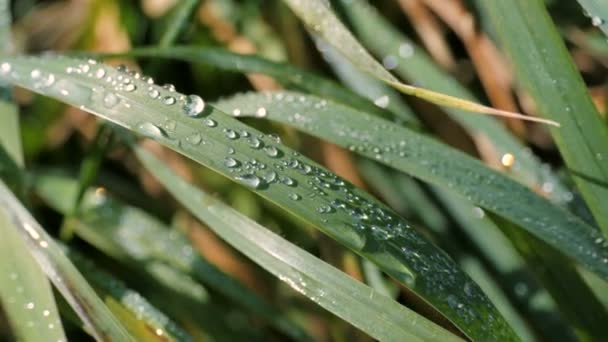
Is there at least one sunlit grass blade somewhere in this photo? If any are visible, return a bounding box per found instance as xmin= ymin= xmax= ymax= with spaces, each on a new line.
xmin=0 ymin=55 xmax=517 ymax=341
xmin=157 ymin=0 xmax=199 ymax=47
xmin=65 ymin=246 xmax=194 ymax=342
xmin=0 ymin=180 xmax=134 ymax=341
xmin=338 ymin=0 xmax=572 ymax=205
xmin=34 ymin=172 xmax=312 ymax=342
xmin=575 ymin=0 xmax=608 ymax=38
xmin=476 ymin=0 xmax=608 ymax=234
xmin=214 ymin=90 xmax=608 ymax=279
xmin=134 ymin=145 xmax=464 ymax=342
xmin=281 ymin=0 xmax=556 ymax=125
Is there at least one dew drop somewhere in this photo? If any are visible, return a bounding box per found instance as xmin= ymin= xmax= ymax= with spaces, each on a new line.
xmin=163 ymin=84 xmax=176 ymax=92
xmin=224 ymin=157 xmax=240 ymax=168
xmin=224 ymin=128 xmax=239 ymax=140
xmin=0 ymin=62 xmax=11 ymax=73
xmin=163 ymin=96 xmax=176 ymax=105
xmin=236 ymin=174 xmax=264 ymax=189
xmin=592 ymin=16 xmax=605 ymax=27
xmin=95 ymin=68 xmax=106 ymax=79
xmin=103 ymin=93 xmax=120 ymax=108
xmin=289 ymin=193 xmax=301 ymax=201
xmin=374 ymin=95 xmax=390 ymax=108
xmin=382 ymin=55 xmax=398 ymax=69
xmin=264 ymin=146 xmax=280 ymax=158
xmin=148 ymin=88 xmax=160 ymax=99
xmin=124 ymin=83 xmax=136 ymax=92
xmin=256 ymin=107 xmax=267 ymax=118
xmin=232 ymin=108 xmax=241 ymax=116
xmin=186 ymin=133 xmax=202 ymax=145
xmin=248 ymin=137 xmax=263 ymax=149
xmin=136 ymin=122 xmax=164 ymax=139
xmin=183 ymin=94 xmax=205 ymax=117
xmin=204 ymin=118 xmax=217 ymax=127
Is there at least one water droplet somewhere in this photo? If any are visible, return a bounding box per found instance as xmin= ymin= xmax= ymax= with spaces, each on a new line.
xmin=163 ymin=84 xmax=176 ymax=92
xmin=248 ymin=137 xmax=263 ymax=149
xmin=264 ymin=146 xmax=280 ymax=158
xmin=183 ymin=94 xmax=205 ymax=117
xmin=103 ymin=92 xmax=120 ymax=108
xmin=0 ymin=62 xmax=11 ymax=73
xmin=256 ymin=107 xmax=267 ymax=118
xmin=224 ymin=157 xmax=240 ymax=168
xmin=136 ymin=122 xmax=164 ymax=139
xmin=382 ymin=55 xmax=398 ymax=69
xmin=289 ymin=193 xmax=301 ymax=201
xmin=236 ymin=174 xmax=264 ymax=189
xmin=232 ymin=108 xmax=241 ymax=116
xmin=148 ymin=88 xmax=160 ymax=99
xmin=374 ymin=95 xmax=389 ymax=108
xmin=501 ymin=153 xmax=515 ymax=168
xmin=163 ymin=96 xmax=176 ymax=105
xmin=186 ymin=133 xmax=202 ymax=145
xmin=124 ymin=83 xmax=136 ymax=92
xmin=95 ymin=68 xmax=106 ymax=79
xmin=224 ymin=128 xmax=239 ymax=140
xmin=204 ymin=118 xmax=217 ymax=127
xmin=24 ymin=302 xmax=34 ymax=310
xmin=592 ymin=16 xmax=605 ymax=27
xmin=399 ymin=43 xmax=414 ymax=58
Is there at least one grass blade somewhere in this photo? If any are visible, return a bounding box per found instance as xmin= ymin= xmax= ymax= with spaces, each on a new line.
xmin=0 ymin=179 xmax=134 ymax=341
xmin=214 ymin=90 xmax=608 ymax=279
xmin=0 ymin=55 xmax=517 ymax=340
xmin=576 ymin=0 xmax=608 ymax=38
xmin=338 ymin=0 xmax=572 ymax=205
xmin=134 ymin=145 xmax=464 ymax=342
xmin=476 ymin=0 xmax=608 ymax=234
xmin=281 ymin=0 xmax=557 ymax=125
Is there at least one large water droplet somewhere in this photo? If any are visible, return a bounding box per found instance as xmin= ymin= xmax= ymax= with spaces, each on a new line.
xmin=224 ymin=128 xmax=239 ymax=140
xmin=236 ymin=174 xmax=264 ymax=189
xmin=204 ymin=118 xmax=217 ymax=127
xmin=183 ymin=94 xmax=205 ymax=117
xmin=103 ymin=92 xmax=120 ymax=108
xmin=374 ymin=95 xmax=389 ymax=108
xmin=136 ymin=122 xmax=164 ymax=139
xmin=224 ymin=157 xmax=240 ymax=168
xmin=264 ymin=146 xmax=280 ymax=158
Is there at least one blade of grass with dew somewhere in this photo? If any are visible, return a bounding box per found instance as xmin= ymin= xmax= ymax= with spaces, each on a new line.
xmin=575 ymin=0 xmax=608 ymax=38
xmin=0 ymin=179 xmax=134 ymax=341
xmin=338 ymin=0 xmax=572 ymax=205
xmin=476 ymin=0 xmax=608 ymax=235
xmin=64 ymin=245 xmax=194 ymax=342
xmin=280 ymin=0 xmax=555 ymax=125
xmin=214 ymin=90 xmax=608 ymax=279
xmin=0 ymin=55 xmax=517 ymax=341
xmin=134 ymin=145 xmax=464 ymax=342
xmin=34 ymin=172 xmax=312 ymax=342
xmin=110 ymin=46 xmax=397 ymax=120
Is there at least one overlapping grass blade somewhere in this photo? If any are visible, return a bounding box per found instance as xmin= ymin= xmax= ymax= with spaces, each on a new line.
xmin=0 ymin=180 xmax=134 ymax=341
xmin=575 ymin=0 xmax=608 ymax=38
xmin=0 ymin=55 xmax=516 ymax=340
xmin=476 ymin=0 xmax=608 ymax=234
xmin=134 ymin=146 xmax=464 ymax=342
xmin=280 ymin=0 xmax=556 ymax=125
xmin=214 ymin=90 xmax=608 ymax=279
xmin=337 ymin=0 xmax=572 ymax=204
xmin=34 ymin=172 xmax=312 ymax=342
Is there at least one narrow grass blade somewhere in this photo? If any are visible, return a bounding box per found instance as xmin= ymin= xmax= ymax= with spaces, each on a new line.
xmin=476 ymin=0 xmax=608 ymax=234
xmin=158 ymin=0 xmax=199 ymax=47
xmin=576 ymin=0 xmax=608 ymax=38
xmin=0 ymin=55 xmax=517 ymax=341
xmin=0 ymin=212 xmax=67 ymax=342
xmin=34 ymin=172 xmax=312 ymax=342
xmin=135 ymin=146 xmax=464 ymax=342
xmin=214 ymin=91 xmax=608 ymax=279
xmin=0 ymin=180 xmax=134 ymax=341
xmin=338 ymin=0 xmax=572 ymax=205
xmin=281 ymin=0 xmax=556 ymax=125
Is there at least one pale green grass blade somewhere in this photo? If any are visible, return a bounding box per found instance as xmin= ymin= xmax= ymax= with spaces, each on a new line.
xmin=135 ymin=146 xmax=464 ymax=342
xmin=0 ymin=180 xmax=134 ymax=341
xmin=65 ymin=246 xmax=194 ymax=342
xmin=477 ymin=0 xmax=608 ymax=234
xmin=214 ymin=91 xmax=608 ymax=280
xmin=339 ymin=0 xmax=572 ymax=205
xmin=576 ymin=0 xmax=608 ymax=38
xmin=0 ymin=55 xmax=516 ymax=341
xmin=158 ymin=0 xmax=199 ymax=47
xmin=0 ymin=212 xmax=67 ymax=342
xmin=34 ymin=172 xmax=312 ymax=342
xmin=280 ymin=0 xmax=557 ymax=125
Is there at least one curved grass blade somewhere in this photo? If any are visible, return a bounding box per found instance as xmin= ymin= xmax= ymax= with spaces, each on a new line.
xmin=65 ymin=246 xmax=194 ymax=342
xmin=338 ymin=0 xmax=573 ymax=205
xmin=576 ymin=0 xmax=608 ymax=38
xmin=0 ymin=55 xmax=516 ymax=341
xmin=280 ymin=0 xmax=557 ymax=125
xmin=0 ymin=180 xmax=134 ymax=341
xmin=134 ymin=146 xmax=464 ymax=342
xmin=158 ymin=0 xmax=199 ymax=47
xmin=476 ymin=0 xmax=608 ymax=235
xmin=214 ymin=90 xmax=608 ymax=280
xmin=111 ymin=46 xmax=396 ymax=120
xmin=34 ymin=172 xmax=312 ymax=342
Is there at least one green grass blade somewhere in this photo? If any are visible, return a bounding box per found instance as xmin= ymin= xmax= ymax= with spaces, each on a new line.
xmin=477 ymin=0 xmax=608 ymax=234
xmin=34 ymin=172 xmax=312 ymax=342
xmin=576 ymin=0 xmax=608 ymax=38
xmin=0 ymin=211 xmax=67 ymax=342
xmin=134 ymin=145 xmax=464 ymax=342
xmin=158 ymin=0 xmax=199 ymax=47
xmin=0 ymin=55 xmax=517 ymax=341
xmin=0 ymin=180 xmax=134 ymax=341
xmin=338 ymin=0 xmax=572 ymax=205
xmin=115 ymin=46 xmax=395 ymax=120
xmin=214 ymin=90 xmax=608 ymax=279
xmin=280 ymin=0 xmax=556 ymax=125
